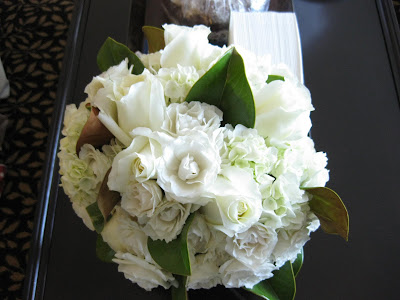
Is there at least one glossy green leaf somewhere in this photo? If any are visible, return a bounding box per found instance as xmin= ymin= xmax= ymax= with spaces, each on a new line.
xmin=171 ymin=275 xmax=188 ymax=300
xmin=246 ymin=260 xmax=296 ymax=300
xmin=96 ymin=234 xmax=115 ymax=263
xmin=148 ymin=213 xmax=195 ymax=276
xmin=142 ymin=26 xmax=165 ymax=53
xmin=303 ymin=187 xmax=349 ymax=241
xmin=86 ymin=202 xmax=104 ymax=234
xmin=97 ymin=37 xmax=144 ymax=74
xmin=185 ymin=47 xmax=255 ymax=128
xmin=266 ymin=75 xmax=285 ymax=84
xmin=292 ymin=248 xmax=303 ymax=277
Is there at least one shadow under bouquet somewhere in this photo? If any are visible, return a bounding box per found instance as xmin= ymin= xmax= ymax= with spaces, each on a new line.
xmin=58 ymin=24 xmax=348 ymax=300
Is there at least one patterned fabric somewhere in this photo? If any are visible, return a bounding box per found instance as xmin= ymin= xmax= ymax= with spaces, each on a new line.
xmin=0 ymin=1 xmax=74 ymax=299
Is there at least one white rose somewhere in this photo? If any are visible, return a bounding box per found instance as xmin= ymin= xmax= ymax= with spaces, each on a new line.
xmin=254 ymin=79 xmax=314 ymax=143
xmin=108 ymin=132 xmax=162 ymax=193
xmin=162 ymin=101 xmax=222 ymax=137
xmin=201 ymin=166 xmax=263 ymax=236
xmin=85 ymin=60 xmax=166 ymax=146
xmin=101 ymin=206 xmax=151 ymax=261
xmin=161 ymin=24 xmax=225 ymax=71
xmin=219 ymin=258 xmax=275 ymax=289
xmin=141 ymin=195 xmax=191 ymax=242
xmin=225 ymin=223 xmax=278 ymax=270
xmin=136 ymin=51 xmax=162 ymax=74
xmin=113 ymin=252 xmax=177 ymax=291
xmin=157 ymin=130 xmax=221 ymax=204
xmin=121 ymin=180 xmax=163 ymax=218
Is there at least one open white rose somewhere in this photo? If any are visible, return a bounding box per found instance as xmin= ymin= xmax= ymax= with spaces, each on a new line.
xmin=161 ymin=24 xmax=225 ymax=71
xmin=121 ymin=180 xmax=163 ymax=218
xmin=157 ymin=130 xmax=221 ymax=204
xmin=101 ymin=206 xmax=151 ymax=261
xmin=113 ymin=252 xmax=177 ymax=291
xmin=141 ymin=195 xmax=191 ymax=242
xmin=108 ymin=132 xmax=162 ymax=193
xmin=202 ymin=166 xmax=263 ymax=236
xmin=85 ymin=60 xmax=166 ymax=146
xmin=162 ymin=101 xmax=222 ymax=137
xmin=225 ymin=223 xmax=278 ymax=271
xmin=254 ymin=79 xmax=314 ymax=144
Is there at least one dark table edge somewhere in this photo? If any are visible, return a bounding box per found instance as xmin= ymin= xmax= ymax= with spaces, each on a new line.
xmin=376 ymin=0 xmax=400 ymax=107
xmin=22 ymin=0 xmax=91 ymax=299
xmin=22 ymin=0 xmax=400 ymax=299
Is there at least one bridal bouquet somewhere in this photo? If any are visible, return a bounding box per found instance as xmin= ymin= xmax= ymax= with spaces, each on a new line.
xmin=58 ymin=24 xmax=348 ymax=299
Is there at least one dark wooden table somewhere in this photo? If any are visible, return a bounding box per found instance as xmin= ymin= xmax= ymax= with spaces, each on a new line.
xmin=24 ymin=0 xmax=400 ymax=299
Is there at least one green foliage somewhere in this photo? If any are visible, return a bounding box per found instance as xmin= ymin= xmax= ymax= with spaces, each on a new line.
xmin=96 ymin=234 xmax=115 ymax=263
xmin=186 ymin=47 xmax=255 ymax=128
xmin=148 ymin=214 xmax=195 ymax=276
xmin=142 ymin=26 xmax=165 ymax=53
xmin=97 ymin=37 xmax=144 ymax=74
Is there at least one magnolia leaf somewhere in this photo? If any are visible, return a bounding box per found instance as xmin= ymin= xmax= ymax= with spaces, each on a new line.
xmin=97 ymin=37 xmax=144 ymax=74
xmin=142 ymin=26 xmax=165 ymax=53
xmin=266 ymin=75 xmax=285 ymax=84
xmin=292 ymin=248 xmax=304 ymax=277
xmin=246 ymin=261 xmax=296 ymax=300
xmin=75 ymin=106 xmax=114 ymax=155
xmin=96 ymin=234 xmax=115 ymax=263
xmin=171 ymin=275 xmax=188 ymax=300
xmin=185 ymin=47 xmax=255 ymax=128
xmin=86 ymin=202 xmax=104 ymax=234
xmin=97 ymin=168 xmax=120 ymax=220
xmin=148 ymin=213 xmax=195 ymax=276
xmin=303 ymin=187 xmax=349 ymax=241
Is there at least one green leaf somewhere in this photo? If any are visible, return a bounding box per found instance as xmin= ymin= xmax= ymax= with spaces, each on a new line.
xmin=185 ymin=47 xmax=255 ymax=128
xmin=96 ymin=234 xmax=115 ymax=263
xmin=303 ymin=187 xmax=349 ymax=241
xmin=171 ymin=275 xmax=188 ymax=300
xmin=97 ymin=37 xmax=144 ymax=74
xmin=292 ymin=248 xmax=303 ymax=277
xmin=266 ymin=75 xmax=285 ymax=84
xmin=86 ymin=202 xmax=104 ymax=234
xmin=142 ymin=26 xmax=165 ymax=53
xmin=246 ymin=260 xmax=296 ymax=300
xmin=148 ymin=213 xmax=195 ymax=276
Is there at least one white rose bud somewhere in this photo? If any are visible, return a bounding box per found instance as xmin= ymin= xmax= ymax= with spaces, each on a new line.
xmin=202 ymin=166 xmax=263 ymax=236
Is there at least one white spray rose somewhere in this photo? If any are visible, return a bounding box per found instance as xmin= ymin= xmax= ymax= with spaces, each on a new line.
xmin=121 ymin=180 xmax=163 ymax=218
xmin=85 ymin=60 xmax=166 ymax=146
xmin=254 ymin=79 xmax=314 ymax=143
xmin=108 ymin=132 xmax=162 ymax=193
xmin=162 ymin=101 xmax=222 ymax=137
xmin=141 ymin=195 xmax=192 ymax=243
xmin=161 ymin=24 xmax=225 ymax=71
xmin=157 ymin=130 xmax=221 ymax=204
xmin=101 ymin=206 xmax=151 ymax=261
xmin=202 ymin=166 xmax=262 ymax=236
xmin=225 ymin=223 xmax=278 ymax=270
xmin=113 ymin=252 xmax=177 ymax=291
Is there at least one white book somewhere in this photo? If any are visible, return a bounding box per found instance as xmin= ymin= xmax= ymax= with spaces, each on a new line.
xmin=229 ymin=11 xmax=304 ymax=83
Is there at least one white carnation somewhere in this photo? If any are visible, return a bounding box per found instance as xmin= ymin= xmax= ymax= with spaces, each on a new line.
xmin=113 ymin=252 xmax=177 ymax=291
xmin=162 ymin=101 xmax=222 ymax=137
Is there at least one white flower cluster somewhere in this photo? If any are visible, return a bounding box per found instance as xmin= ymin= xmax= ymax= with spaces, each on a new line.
xmin=59 ymin=24 xmax=329 ymax=291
